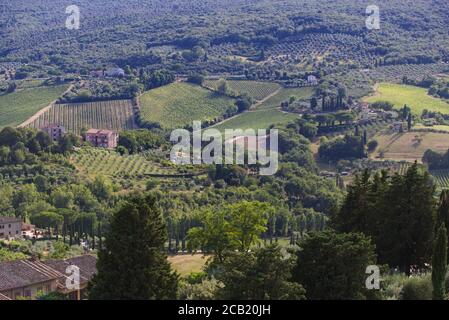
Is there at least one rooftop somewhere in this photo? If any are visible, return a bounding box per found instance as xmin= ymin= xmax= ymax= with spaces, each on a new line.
xmin=0 ymin=217 xmax=22 ymax=224
xmin=0 ymin=259 xmax=63 ymax=291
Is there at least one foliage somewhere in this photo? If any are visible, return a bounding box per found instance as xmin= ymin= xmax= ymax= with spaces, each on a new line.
xmin=88 ymin=194 xmax=178 ymax=300
xmin=292 ymin=230 xmax=377 ymax=300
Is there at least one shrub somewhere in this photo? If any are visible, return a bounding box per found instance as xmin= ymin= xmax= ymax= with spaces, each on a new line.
xmin=400 ymin=275 xmax=432 ymax=300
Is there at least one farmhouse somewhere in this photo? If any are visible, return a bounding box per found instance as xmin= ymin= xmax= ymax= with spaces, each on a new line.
xmin=0 ymin=255 xmax=97 ymax=300
xmin=86 ymin=129 xmax=118 ymax=149
xmin=307 ymin=75 xmax=318 ymax=85
xmin=0 ymin=216 xmax=22 ymax=240
xmin=42 ymin=124 xmax=67 ymax=142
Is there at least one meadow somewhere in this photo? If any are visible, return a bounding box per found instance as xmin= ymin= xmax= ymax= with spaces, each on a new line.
xmin=256 ymin=86 xmax=314 ymax=110
xmin=28 ymin=99 xmax=136 ymax=134
xmin=0 ymin=85 xmax=68 ymax=128
xmin=363 ymin=83 xmax=449 ymax=115
xmin=139 ymin=82 xmax=236 ymax=128
xmin=371 ymin=131 xmax=449 ymax=162
xmin=212 ymin=109 xmax=298 ymax=133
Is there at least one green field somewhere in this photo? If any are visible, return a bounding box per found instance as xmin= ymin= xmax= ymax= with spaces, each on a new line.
xmin=212 ymin=109 xmax=298 ymax=133
xmin=0 ymin=85 xmax=68 ymax=128
xmin=257 ymin=87 xmax=314 ymax=110
xmin=364 ymin=83 xmax=449 ymax=115
xmin=139 ymin=82 xmax=236 ymax=128
xmin=29 ymin=99 xmax=136 ymax=134
xmin=203 ymin=80 xmax=280 ymax=101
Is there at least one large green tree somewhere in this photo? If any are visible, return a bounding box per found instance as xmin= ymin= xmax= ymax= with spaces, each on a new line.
xmin=215 ymin=245 xmax=306 ymax=300
xmin=334 ymin=163 xmax=436 ymax=274
xmin=88 ymin=194 xmax=178 ymax=300
xmin=292 ymin=230 xmax=377 ymax=300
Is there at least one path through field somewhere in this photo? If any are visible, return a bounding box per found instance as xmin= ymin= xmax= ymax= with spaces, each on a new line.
xmin=17 ymin=83 xmax=77 ymax=128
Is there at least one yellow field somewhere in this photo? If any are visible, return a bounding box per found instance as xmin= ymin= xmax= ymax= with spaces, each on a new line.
xmin=371 ymin=131 xmax=449 ymax=162
xmin=168 ymin=254 xmax=209 ymax=276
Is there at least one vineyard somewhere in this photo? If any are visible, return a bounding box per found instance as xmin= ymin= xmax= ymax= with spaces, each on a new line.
xmin=203 ymin=80 xmax=280 ymax=101
xmin=139 ymin=82 xmax=237 ymax=128
xmin=0 ymin=85 xmax=68 ymax=128
xmin=430 ymin=169 xmax=449 ymax=190
xmin=27 ymin=99 xmax=136 ymax=134
xmin=71 ymin=148 xmax=190 ymax=180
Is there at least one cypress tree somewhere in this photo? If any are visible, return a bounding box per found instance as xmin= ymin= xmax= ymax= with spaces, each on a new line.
xmin=88 ymin=194 xmax=178 ymax=300
xmin=432 ymin=224 xmax=447 ymax=300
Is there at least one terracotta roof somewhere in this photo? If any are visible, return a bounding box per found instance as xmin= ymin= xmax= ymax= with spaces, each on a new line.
xmin=0 ymin=260 xmax=64 ymax=291
xmin=43 ymin=255 xmax=97 ymax=285
xmin=0 ymin=217 xmax=22 ymax=224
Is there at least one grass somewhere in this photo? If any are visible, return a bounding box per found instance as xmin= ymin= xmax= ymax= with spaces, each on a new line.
xmin=363 ymin=82 xmax=449 ymax=115
xmin=0 ymin=85 xmax=68 ymax=128
xmin=204 ymin=80 xmax=280 ymax=101
xmin=168 ymin=254 xmax=209 ymax=276
xmin=212 ymin=109 xmax=298 ymax=133
xmin=371 ymin=131 xmax=449 ymax=162
xmin=29 ymin=99 xmax=136 ymax=134
xmin=139 ymin=82 xmax=236 ymax=128
xmin=257 ymin=87 xmax=314 ymax=110
xmin=413 ymin=124 xmax=449 ymax=132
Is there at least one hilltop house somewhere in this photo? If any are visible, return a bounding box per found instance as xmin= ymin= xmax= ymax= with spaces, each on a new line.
xmin=0 ymin=255 xmax=97 ymax=300
xmin=42 ymin=124 xmax=67 ymax=142
xmin=86 ymin=129 xmax=118 ymax=149
xmin=0 ymin=217 xmax=22 ymax=240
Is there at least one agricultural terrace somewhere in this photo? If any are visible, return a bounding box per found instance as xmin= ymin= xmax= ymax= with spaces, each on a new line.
xmin=371 ymin=131 xmax=449 ymax=163
xmin=257 ymin=87 xmax=314 ymax=110
xmin=212 ymin=109 xmax=298 ymax=133
xmin=203 ymin=80 xmax=280 ymax=101
xmin=71 ymin=148 xmax=189 ymax=179
xmin=139 ymin=82 xmax=236 ymax=128
xmin=0 ymin=85 xmax=68 ymax=128
xmin=28 ymin=100 xmax=136 ymax=134
xmin=363 ymin=83 xmax=449 ymax=115
xmin=430 ymin=169 xmax=449 ymax=191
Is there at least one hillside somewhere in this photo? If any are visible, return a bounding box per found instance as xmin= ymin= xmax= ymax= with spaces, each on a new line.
xmin=139 ymin=82 xmax=236 ymax=128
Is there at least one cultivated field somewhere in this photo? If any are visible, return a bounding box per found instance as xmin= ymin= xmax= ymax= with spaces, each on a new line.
xmin=363 ymin=83 xmax=449 ymax=115
xmin=71 ymin=148 xmax=182 ymax=178
xmin=139 ymin=82 xmax=236 ymax=128
xmin=0 ymin=85 xmax=68 ymax=128
xmin=257 ymin=87 xmax=314 ymax=110
xmin=430 ymin=169 xmax=449 ymax=191
xmin=212 ymin=109 xmax=298 ymax=133
xmin=203 ymin=80 xmax=280 ymax=101
xmin=28 ymin=100 xmax=136 ymax=134
xmin=371 ymin=131 xmax=449 ymax=162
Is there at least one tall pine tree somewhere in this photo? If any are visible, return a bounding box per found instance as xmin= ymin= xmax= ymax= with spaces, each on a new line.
xmin=432 ymin=224 xmax=447 ymax=300
xmin=88 ymin=194 xmax=178 ymax=300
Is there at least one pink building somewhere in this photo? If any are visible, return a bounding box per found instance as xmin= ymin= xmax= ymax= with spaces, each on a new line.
xmin=85 ymin=129 xmax=118 ymax=149
xmin=42 ymin=124 xmax=66 ymax=142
